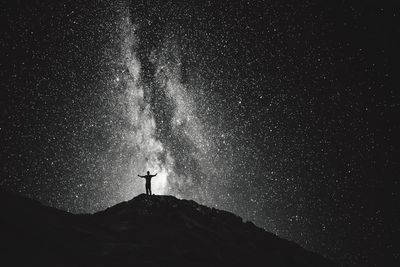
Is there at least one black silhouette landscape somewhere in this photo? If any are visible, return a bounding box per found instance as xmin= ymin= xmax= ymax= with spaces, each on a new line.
xmin=0 ymin=191 xmax=336 ymax=267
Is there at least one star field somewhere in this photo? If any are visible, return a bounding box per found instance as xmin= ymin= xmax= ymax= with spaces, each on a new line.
xmin=0 ymin=1 xmax=398 ymax=266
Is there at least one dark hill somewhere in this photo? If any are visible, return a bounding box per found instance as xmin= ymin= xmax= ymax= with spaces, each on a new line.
xmin=0 ymin=191 xmax=336 ymax=266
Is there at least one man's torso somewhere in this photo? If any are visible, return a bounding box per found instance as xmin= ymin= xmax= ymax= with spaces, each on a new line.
xmin=144 ymin=175 xmax=152 ymax=183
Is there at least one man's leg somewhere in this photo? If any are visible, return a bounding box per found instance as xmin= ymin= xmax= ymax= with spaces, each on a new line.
xmin=145 ymin=184 xmax=149 ymax=195
xmin=149 ymin=183 xmax=152 ymax=195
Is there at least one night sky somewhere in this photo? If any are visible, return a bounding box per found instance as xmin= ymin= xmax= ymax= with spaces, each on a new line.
xmin=0 ymin=1 xmax=398 ymax=266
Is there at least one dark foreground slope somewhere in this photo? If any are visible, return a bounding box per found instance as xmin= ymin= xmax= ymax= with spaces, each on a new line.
xmin=0 ymin=191 xmax=336 ymax=267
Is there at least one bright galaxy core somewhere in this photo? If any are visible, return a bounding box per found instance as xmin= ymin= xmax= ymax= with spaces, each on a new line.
xmin=109 ymin=9 xmax=221 ymax=201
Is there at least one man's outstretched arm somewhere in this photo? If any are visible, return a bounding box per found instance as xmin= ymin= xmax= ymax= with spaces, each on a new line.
xmin=137 ymin=175 xmax=144 ymax=178
xmin=152 ymin=173 xmax=158 ymax=177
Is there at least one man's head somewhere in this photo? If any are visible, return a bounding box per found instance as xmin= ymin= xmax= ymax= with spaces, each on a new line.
xmin=147 ymin=171 xmax=150 ymax=175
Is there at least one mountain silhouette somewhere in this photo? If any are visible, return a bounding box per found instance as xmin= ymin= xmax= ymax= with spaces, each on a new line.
xmin=0 ymin=191 xmax=336 ymax=266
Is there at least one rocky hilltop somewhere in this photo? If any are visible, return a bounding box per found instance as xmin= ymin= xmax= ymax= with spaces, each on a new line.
xmin=0 ymin=191 xmax=336 ymax=266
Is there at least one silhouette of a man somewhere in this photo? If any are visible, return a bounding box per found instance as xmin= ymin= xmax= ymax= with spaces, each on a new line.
xmin=138 ymin=171 xmax=157 ymax=195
